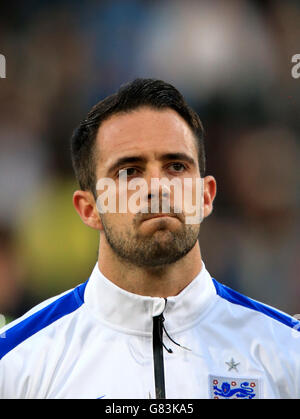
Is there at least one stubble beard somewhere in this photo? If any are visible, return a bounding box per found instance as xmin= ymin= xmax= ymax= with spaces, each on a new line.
xmin=100 ymin=213 xmax=200 ymax=268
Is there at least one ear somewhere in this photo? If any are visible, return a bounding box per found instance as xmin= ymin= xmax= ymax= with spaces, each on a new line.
xmin=203 ymin=175 xmax=217 ymax=219
xmin=73 ymin=190 xmax=103 ymax=231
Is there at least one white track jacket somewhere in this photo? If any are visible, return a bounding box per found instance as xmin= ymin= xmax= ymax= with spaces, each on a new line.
xmin=0 ymin=262 xmax=299 ymax=399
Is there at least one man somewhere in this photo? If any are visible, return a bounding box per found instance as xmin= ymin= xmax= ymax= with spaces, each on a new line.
xmin=0 ymin=79 xmax=299 ymax=399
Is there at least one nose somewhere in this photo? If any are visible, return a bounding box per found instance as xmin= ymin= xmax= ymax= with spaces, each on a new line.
xmin=144 ymin=164 xmax=171 ymax=209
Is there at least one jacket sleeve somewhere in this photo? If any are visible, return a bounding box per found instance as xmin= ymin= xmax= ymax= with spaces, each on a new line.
xmin=0 ymin=323 xmax=28 ymax=399
xmin=0 ymin=346 xmax=14 ymax=398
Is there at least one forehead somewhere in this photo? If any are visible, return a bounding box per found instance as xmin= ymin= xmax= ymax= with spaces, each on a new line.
xmin=95 ymin=107 xmax=198 ymax=171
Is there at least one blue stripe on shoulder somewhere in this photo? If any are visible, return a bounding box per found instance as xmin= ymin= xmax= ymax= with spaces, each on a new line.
xmin=212 ymin=278 xmax=299 ymax=330
xmin=0 ymin=280 xmax=88 ymax=360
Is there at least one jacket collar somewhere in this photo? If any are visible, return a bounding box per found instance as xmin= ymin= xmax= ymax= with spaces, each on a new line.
xmin=84 ymin=261 xmax=216 ymax=335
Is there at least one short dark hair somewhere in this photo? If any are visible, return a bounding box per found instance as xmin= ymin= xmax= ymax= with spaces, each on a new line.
xmin=70 ymin=78 xmax=206 ymax=196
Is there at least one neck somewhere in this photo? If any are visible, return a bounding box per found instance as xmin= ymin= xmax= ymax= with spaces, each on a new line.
xmin=98 ymin=238 xmax=203 ymax=298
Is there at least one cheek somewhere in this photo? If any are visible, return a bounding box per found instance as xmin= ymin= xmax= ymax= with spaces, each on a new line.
xmin=101 ymin=211 xmax=136 ymax=232
xmin=118 ymin=180 xmax=149 ymax=215
xmin=180 ymin=178 xmax=204 ymax=215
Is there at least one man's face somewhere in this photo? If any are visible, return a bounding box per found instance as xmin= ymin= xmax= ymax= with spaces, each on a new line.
xmin=94 ymin=107 xmax=203 ymax=268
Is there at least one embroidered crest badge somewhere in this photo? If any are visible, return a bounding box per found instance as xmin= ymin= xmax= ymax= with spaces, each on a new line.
xmin=209 ymin=375 xmax=261 ymax=399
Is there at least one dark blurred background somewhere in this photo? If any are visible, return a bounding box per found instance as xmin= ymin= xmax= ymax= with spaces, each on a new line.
xmin=0 ymin=0 xmax=299 ymax=322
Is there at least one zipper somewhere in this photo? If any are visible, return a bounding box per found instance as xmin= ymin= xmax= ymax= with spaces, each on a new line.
xmin=152 ymin=301 xmax=192 ymax=399
xmin=152 ymin=313 xmax=166 ymax=399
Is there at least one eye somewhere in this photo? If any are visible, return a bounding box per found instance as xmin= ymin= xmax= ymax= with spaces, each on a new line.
xmin=168 ymin=162 xmax=186 ymax=173
xmin=118 ymin=167 xmax=139 ymax=178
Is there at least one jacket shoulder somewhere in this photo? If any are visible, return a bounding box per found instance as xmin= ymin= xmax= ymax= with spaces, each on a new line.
xmin=212 ymin=278 xmax=300 ymax=333
xmin=0 ymin=281 xmax=88 ymax=361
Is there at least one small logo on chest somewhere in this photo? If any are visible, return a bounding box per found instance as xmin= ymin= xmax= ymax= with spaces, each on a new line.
xmin=209 ymin=375 xmax=260 ymax=399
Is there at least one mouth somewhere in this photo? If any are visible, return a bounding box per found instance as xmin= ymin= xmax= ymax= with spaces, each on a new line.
xmin=141 ymin=214 xmax=179 ymax=222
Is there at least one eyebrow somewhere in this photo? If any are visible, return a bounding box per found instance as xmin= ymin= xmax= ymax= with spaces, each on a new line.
xmin=161 ymin=153 xmax=196 ymax=167
xmin=107 ymin=156 xmax=148 ymax=175
xmin=106 ymin=152 xmax=197 ymax=175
